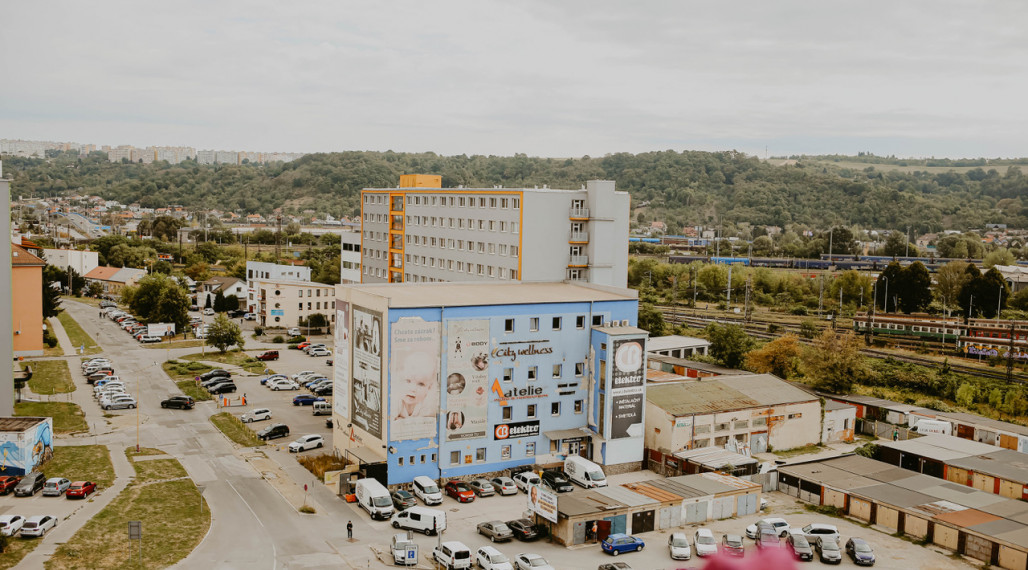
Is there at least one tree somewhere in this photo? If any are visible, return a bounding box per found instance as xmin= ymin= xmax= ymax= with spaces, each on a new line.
xmin=636 ymin=304 xmax=667 ymax=336
xmin=41 ymin=266 xmax=64 ymax=318
xmin=744 ymin=335 xmax=801 ymax=378
xmin=959 ymin=266 xmax=1009 ymax=318
xmin=897 ymin=262 xmax=932 ymax=313
xmin=984 ymin=248 xmax=1016 ymax=268
xmin=957 ymin=263 xmax=983 ymax=317
xmin=882 ymin=231 xmax=910 ymax=257
xmin=1010 ymin=288 xmax=1028 ymax=311
xmin=800 ymin=330 xmax=868 ymax=394
xmin=828 ymin=270 xmax=871 ymax=307
xmin=934 ymin=260 xmax=971 ymax=311
xmin=213 ymin=290 xmax=226 ymax=312
xmin=206 ymin=314 xmax=245 ymax=353
xmin=86 ymin=281 xmax=104 ymax=297
xmin=123 ymin=274 xmax=190 ymax=332
xmin=875 ymin=262 xmax=903 ymax=312
xmin=704 ymin=323 xmax=754 ymax=369
xmin=223 ymin=294 xmax=240 ymax=312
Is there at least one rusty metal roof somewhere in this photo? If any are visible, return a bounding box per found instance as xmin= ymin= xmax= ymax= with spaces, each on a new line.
xmin=621 ymin=482 xmax=683 ymax=503
xmin=934 ymin=508 xmax=1000 ymax=528
xmin=0 ymin=417 xmax=48 ymax=431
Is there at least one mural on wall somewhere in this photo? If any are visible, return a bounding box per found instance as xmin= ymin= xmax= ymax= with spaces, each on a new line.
xmin=0 ymin=420 xmax=52 ymax=476
xmin=389 ymin=317 xmax=440 ymax=441
xmin=445 ymin=320 xmax=489 ymax=441
xmin=352 ymin=306 xmax=383 ymax=439
xmin=334 ymin=302 xmax=351 ymax=420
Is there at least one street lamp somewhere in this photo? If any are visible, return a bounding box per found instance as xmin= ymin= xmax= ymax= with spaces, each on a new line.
xmin=881 ymin=276 xmax=889 ymax=313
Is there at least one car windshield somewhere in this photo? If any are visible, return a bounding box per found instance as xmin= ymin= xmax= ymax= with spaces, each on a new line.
xmin=697 ymin=535 xmax=715 ymax=545
xmin=373 ymin=496 xmax=392 ymax=507
xmin=493 ymin=524 xmax=509 ymax=533
xmin=530 ymin=557 xmax=548 ymax=566
xmin=23 ymin=523 xmax=36 ymax=528
xmin=423 ymin=484 xmax=439 ymax=494
xmin=822 ymin=541 xmax=840 ymax=552
xmin=672 ymin=537 xmax=689 ymax=547
xmin=792 ymin=536 xmax=810 ymax=548
xmin=587 ymin=470 xmax=605 ymax=481
xmin=726 ymin=537 xmax=743 ymax=547
xmin=855 ymin=543 xmax=873 ymax=553
xmin=491 ymin=554 xmax=509 ymax=563
xmin=396 ymin=491 xmax=411 ymax=498
xmin=760 ymin=534 xmax=778 ymax=544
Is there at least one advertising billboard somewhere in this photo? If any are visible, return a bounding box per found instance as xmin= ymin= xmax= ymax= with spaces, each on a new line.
xmin=333 ymin=303 xmax=350 ymax=419
xmin=146 ymin=323 xmax=175 ymax=337
xmin=444 ymin=320 xmax=489 ymax=441
xmin=493 ymin=420 xmax=540 ymax=440
xmin=389 ymin=317 xmax=440 ymax=441
xmin=352 ymin=306 xmax=382 ymax=439
xmin=609 ymin=338 xmax=646 ymax=440
xmin=527 ymin=483 xmax=558 ymax=523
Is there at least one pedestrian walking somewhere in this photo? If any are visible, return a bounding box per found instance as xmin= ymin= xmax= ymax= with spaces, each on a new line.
xmin=347 ymin=520 xmax=353 ymax=539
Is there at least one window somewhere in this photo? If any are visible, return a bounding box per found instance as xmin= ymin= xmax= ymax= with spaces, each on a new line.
xmin=527 ymin=404 xmax=537 ymax=418
xmin=593 ymin=315 xmax=604 ymax=326
xmin=502 ymin=406 xmax=512 ymax=420
xmin=788 ymin=413 xmax=803 ymax=419
xmin=431 ymin=453 xmax=437 ymax=462
xmin=527 ymin=366 xmax=537 ymax=381
xmin=504 ymin=319 xmax=514 ymax=333
xmin=503 ymin=368 xmax=513 ymax=382
xmin=552 ymin=317 xmax=562 ymax=330
xmin=694 ymin=425 xmax=711 ymax=434
xmin=753 ymin=418 xmax=767 ymax=427
xmin=450 ymin=451 xmax=460 ymax=465
xmin=398 ymin=456 xmax=404 ymax=465
xmin=693 ymin=439 xmax=710 ymax=448
xmin=476 ymin=448 xmax=486 ymax=462
xmin=501 ymin=445 xmax=511 ymax=460
xmin=525 ymin=442 xmax=535 ymax=457
xmin=552 ymin=364 xmax=562 ymax=378
xmin=420 ymin=454 xmax=426 ymax=463
xmin=715 ymin=422 xmax=730 ymax=432
xmin=574 ymin=400 xmax=584 ymax=414
xmin=530 ymin=318 xmax=539 ymax=332
xmin=576 ymin=315 xmax=585 ymax=329
xmin=409 ymin=456 xmax=415 ymax=465
xmin=575 ymin=362 xmax=585 ymax=376
xmin=551 ymin=402 xmax=560 ymax=415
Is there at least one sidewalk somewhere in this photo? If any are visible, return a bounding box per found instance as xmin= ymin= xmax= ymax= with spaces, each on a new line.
xmin=47 ymin=315 xmax=81 ymax=357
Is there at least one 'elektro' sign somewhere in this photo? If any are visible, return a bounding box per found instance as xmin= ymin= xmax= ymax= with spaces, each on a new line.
xmin=494 ymin=421 xmax=540 ymax=440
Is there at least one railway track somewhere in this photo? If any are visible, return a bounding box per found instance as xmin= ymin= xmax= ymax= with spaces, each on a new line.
xmin=662 ymin=309 xmax=1028 ymax=384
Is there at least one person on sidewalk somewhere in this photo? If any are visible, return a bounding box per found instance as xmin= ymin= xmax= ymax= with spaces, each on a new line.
xmin=347 ymin=520 xmax=353 ymax=539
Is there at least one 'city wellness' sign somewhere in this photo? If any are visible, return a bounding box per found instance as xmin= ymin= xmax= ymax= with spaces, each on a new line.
xmin=494 ymin=420 xmax=540 ymax=440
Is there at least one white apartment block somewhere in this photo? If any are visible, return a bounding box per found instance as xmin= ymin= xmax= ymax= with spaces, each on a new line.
xmin=339 ymin=231 xmax=361 ymax=284
xmin=250 ymin=279 xmax=336 ymax=329
xmin=239 ymin=151 xmax=261 ymax=164
xmin=107 ymin=147 xmax=133 ymax=163
xmin=131 ymin=148 xmax=155 ymax=164
xmin=42 ymin=248 xmax=100 ymax=276
xmin=215 ymin=150 xmax=239 ymax=165
xmin=245 ymin=261 xmax=312 ymax=314
xmin=359 ymin=176 xmax=629 ymax=288
xmin=155 ymin=146 xmax=196 ymax=163
xmin=196 ymin=150 xmax=217 ymax=165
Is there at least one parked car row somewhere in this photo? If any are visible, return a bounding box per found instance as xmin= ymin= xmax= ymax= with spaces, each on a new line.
xmin=738 ymin=518 xmax=876 ymax=565
xmin=0 ymin=514 xmax=58 ymax=538
xmin=428 ymin=539 xmax=556 ymax=570
xmin=102 ymin=306 xmax=162 ymax=343
xmin=293 ymin=340 xmax=331 ymax=357
xmin=92 ymin=378 xmax=137 ymax=410
xmin=0 ymin=472 xmax=96 ymax=501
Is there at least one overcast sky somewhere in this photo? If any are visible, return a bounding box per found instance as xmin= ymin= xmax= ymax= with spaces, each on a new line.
xmin=2 ymin=1 xmax=1026 ymax=159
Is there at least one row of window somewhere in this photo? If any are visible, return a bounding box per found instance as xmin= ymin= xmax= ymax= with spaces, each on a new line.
xmin=364 ymin=193 xmax=522 ymax=210
xmin=499 ymin=363 xmax=585 ymax=383
xmin=402 ymin=215 xmax=519 ymax=234
xmin=397 ymin=452 xmax=438 ymax=466
xmin=692 ymin=417 xmax=769 ymax=434
xmin=403 ymin=265 xmax=518 ymax=280
xmin=405 ymin=236 xmax=519 ymax=257
xmin=504 ymin=315 xmax=602 ymax=333
xmin=500 ymin=400 xmax=584 ymax=421
xmin=448 ymin=441 xmax=534 ymax=466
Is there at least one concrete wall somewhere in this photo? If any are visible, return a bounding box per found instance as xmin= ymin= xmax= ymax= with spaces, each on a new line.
xmin=822 ymin=407 xmax=856 ymax=444
xmin=12 ymin=262 xmax=43 ymax=356
xmin=1 ymin=177 xmax=12 ymax=416
xmin=768 ymin=401 xmax=823 ymax=450
xmin=905 ymin=515 xmax=929 ymax=539
xmin=877 ymin=506 xmax=900 ymax=531
xmin=849 ymin=497 xmax=872 ymax=522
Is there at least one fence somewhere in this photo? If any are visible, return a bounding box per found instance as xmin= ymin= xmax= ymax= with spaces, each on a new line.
xmin=856 ymin=418 xmax=919 ymax=441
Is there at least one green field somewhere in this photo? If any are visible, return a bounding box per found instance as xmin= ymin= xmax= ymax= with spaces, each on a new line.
xmin=210 ymin=412 xmax=265 ymax=448
xmin=43 ymin=445 xmax=116 ymax=488
xmin=57 ymin=312 xmax=102 ymax=355
xmin=14 ymin=402 xmax=88 ymax=434
xmin=26 ymin=360 xmax=75 ymax=395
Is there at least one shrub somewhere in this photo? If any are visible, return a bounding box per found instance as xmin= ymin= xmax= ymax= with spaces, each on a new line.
xmin=186 ymin=361 xmax=208 ymax=371
xmin=43 ymin=329 xmax=59 ymax=348
xmin=253 ymin=326 xmax=264 ymax=337
xmin=272 ymin=336 xmax=285 ymax=344
xmin=791 ymin=306 xmax=808 ymax=316
xmin=297 ymin=453 xmax=349 ymax=480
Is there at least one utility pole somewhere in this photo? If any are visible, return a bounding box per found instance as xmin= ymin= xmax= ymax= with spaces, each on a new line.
xmin=275 ymin=214 xmax=282 ymax=261
xmin=828 ymin=228 xmax=834 ymax=266
xmin=744 ymin=276 xmax=752 ymax=323
xmin=817 ymin=275 xmax=824 ymax=318
xmin=726 ymin=265 xmax=732 ymax=310
xmin=1007 ymin=320 xmax=1016 ymax=381
xmin=905 ymin=225 xmax=910 ymax=257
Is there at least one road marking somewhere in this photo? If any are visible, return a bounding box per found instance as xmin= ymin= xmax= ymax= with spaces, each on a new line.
xmin=227 ymin=480 xmax=264 ymax=528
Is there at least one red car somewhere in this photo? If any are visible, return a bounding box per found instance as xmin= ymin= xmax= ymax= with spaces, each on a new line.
xmin=66 ymin=480 xmax=96 ymax=499
xmin=256 ymin=350 xmax=279 ymax=361
xmin=296 ymin=342 xmax=312 ymax=351
xmin=444 ymin=480 xmax=475 ymax=503
xmin=0 ymin=475 xmax=21 ymax=495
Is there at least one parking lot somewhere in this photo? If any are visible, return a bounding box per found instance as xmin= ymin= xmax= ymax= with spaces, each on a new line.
xmin=351 ymin=473 xmax=972 ymax=570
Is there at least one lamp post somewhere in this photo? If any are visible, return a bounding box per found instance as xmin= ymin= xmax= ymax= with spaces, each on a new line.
xmin=882 ymin=276 xmax=889 ymax=314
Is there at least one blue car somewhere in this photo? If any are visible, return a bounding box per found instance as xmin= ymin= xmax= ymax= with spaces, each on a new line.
xmin=601 ymin=533 xmax=644 ymax=556
xmin=292 ymin=395 xmax=325 ymax=406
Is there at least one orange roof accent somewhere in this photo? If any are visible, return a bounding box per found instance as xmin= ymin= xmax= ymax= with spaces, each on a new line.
xmin=11 ymin=244 xmax=45 ymax=266
xmin=84 ymin=266 xmax=121 ymax=280
xmin=933 ymin=508 xmax=1000 ymax=528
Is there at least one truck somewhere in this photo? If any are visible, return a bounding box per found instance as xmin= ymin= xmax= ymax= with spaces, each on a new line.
xmin=355 ymin=478 xmax=394 ymax=520
xmin=564 ymin=455 xmax=607 ymax=488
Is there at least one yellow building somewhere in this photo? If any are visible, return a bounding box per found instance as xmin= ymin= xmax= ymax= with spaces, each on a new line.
xmin=12 ymin=244 xmax=44 ymax=357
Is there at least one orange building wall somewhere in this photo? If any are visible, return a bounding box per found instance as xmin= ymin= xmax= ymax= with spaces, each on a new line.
xmin=13 ymin=264 xmax=44 ymax=356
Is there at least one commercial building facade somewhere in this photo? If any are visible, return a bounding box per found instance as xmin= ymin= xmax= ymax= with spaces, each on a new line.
xmin=250 ymin=279 xmax=335 ymax=329
xmin=359 ymin=176 xmax=629 ymax=288
xmin=12 ymin=244 xmax=45 ymax=357
xmin=333 ymin=282 xmax=647 ymax=486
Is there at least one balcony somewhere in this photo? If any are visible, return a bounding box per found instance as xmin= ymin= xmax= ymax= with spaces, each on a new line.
xmin=569 ymin=207 xmax=590 ymax=219
xmin=568 ymin=255 xmax=589 ymax=267
xmin=566 ymin=268 xmax=588 ymax=281
xmin=569 ymin=231 xmax=589 ymax=243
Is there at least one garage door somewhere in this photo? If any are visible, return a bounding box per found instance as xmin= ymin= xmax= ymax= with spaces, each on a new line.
xmin=659 ymin=506 xmax=681 ymax=529
xmin=711 ymin=496 xmax=734 ymax=520
xmin=684 ymin=501 xmax=707 ymax=523
xmin=631 ymin=510 xmax=655 ymax=534
xmin=737 ymin=494 xmax=758 ymax=516
xmin=604 ymin=514 xmax=626 ymax=535
xmin=572 ymin=521 xmax=586 ymax=545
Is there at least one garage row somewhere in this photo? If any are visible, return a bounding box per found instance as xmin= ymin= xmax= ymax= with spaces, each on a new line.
xmin=548 ymin=472 xmax=762 ymax=546
xmin=778 ymin=454 xmax=1028 ymax=570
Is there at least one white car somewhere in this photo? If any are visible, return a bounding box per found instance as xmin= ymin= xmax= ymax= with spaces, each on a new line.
xmin=288 ymin=434 xmax=324 ymax=453
xmin=19 ymin=515 xmax=57 ymax=537
xmin=203 ymin=308 xmax=215 ymax=315
xmin=476 ymin=546 xmax=514 ymax=570
xmin=513 ymin=553 xmax=554 ymax=570
xmin=694 ymin=528 xmax=718 ymax=557
xmin=287 ymin=327 xmax=301 ymax=336
xmin=668 ymin=532 xmax=692 ymax=560
xmin=291 ymin=370 xmax=316 ymax=381
xmin=81 ymin=358 xmax=110 ymax=370
xmin=95 ymin=388 xmax=127 ymax=400
xmin=0 ymin=514 xmax=25 ymax=536
xmin=490 ymin=477 xmax=518 ymax=495
xmin=309 ymin=347 xmax=331 ymax=357
xmin=746 ymin=517 xmax=791 ymax=539
xmin=302 ymin=343 xmax=326 ymax=354
xmin=240 ymin=408 xmax=272 ymax=423
xmin=268 ymin=379 xmax=299 ymax=391
xmin=512 ymin=471 xmax=540 ymax=492
xmin=103 ymin=396 xmax=137 ymax=410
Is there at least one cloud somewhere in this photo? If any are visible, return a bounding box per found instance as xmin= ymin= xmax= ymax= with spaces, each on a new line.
xmin=1 ymin=0 xmax=1026 ymax=158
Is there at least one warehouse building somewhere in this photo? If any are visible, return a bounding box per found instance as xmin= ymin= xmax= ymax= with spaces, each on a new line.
xmin=333 ymin=281 xmax=648 ymax=486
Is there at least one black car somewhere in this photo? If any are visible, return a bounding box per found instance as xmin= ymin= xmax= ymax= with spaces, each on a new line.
xmin=541 ymin=470 xmax=574 ymax=493
xmin=313 ymin=385 xmax=333 ymax=396
xmin=845 ymin=538 xmax=876 ymax=566
xmin=199 ymin=369 xmax=231 ymax=382
xmin=507 ymin=518 xmax=541 ymax=541
xmin=786 ymin=533 xmax=813 ymax=561
xmin=228 ymin=310 xmax=246 ymax=318
xmin=258 ymin=424 xmax=290 ymax=440
xmin=160 ymin=395 xmax=195 ymax=409
xmin=392 ymin=489 xmax=417 ymax=510
xmin=209 ymin=382 xmax=237 ymax=394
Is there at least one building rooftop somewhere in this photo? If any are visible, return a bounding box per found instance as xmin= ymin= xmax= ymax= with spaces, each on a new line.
xmin=340 ymin=281 xmax=636 ymax=308
xmin=647 ymin=374 xmax=815 ymax=416
xmin=646 ymin=335 xmax=711 ymax=352
xmin=877 ymin=434 xmax=998 ymax=461
xmin=0 ymin=417 xmax=48 ymax=431
xmin=11 ymin=244 xmax=45 ymax=266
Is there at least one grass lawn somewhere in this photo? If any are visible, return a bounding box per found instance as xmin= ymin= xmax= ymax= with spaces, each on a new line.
xmin=140 ymin=337 xmax=204 ymax=350
xmin=45 ymin=450 xmax=210 ymax=570
xmin=774 ymin=443 xmax=824 ymax=459
xmin=25 ymin=360 xmax=75 ymax=395
xmin=43 ymin=445 xmax=116 ymax=488
xmin=14 ymin=402 xmax=88 ymax=434
xmin=183 ymin=350 xmax=272 ymax=374
xmin=175 ymin=380 xmax=212 ymax=402
xmin=210 ymin=412 xmax=265 ymax=448
xmin=57 ymin=312 xmax=102 ymax=355
xmin=162 ymin=360 xmax=214 ymax=381
xmin=0 ymin=537 xmax=43 ymax=569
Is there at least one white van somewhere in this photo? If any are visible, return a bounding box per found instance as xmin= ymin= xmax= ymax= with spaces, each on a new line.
xmin=564 ymin=456 xmax=607 ymax=488
xmin=391 ymin=506 xmax=446 ymax=535
xmin=312 ymin=401 xmax=331 ymax=416
xmin=354 ymin=478 xmax=394 ymax=520
xmin=412 ymin=475 xmax=443 ymax=505
xmin=391 ymin=532 xmax=418 ymax=566
xmin=432 ymin=541 xmax=472 ymax=570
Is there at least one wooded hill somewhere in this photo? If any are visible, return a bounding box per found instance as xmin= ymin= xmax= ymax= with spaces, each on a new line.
xmin=5 ymin=149 xmax=1028 ymax=233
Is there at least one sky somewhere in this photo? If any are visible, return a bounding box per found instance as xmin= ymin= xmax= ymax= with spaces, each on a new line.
xmin=2 ymin=1 xmax=1027 ymax=159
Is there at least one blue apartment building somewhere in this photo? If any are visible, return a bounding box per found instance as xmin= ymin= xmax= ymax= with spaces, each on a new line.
xmin=332 ymin=282 xmax=648 ymax=486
